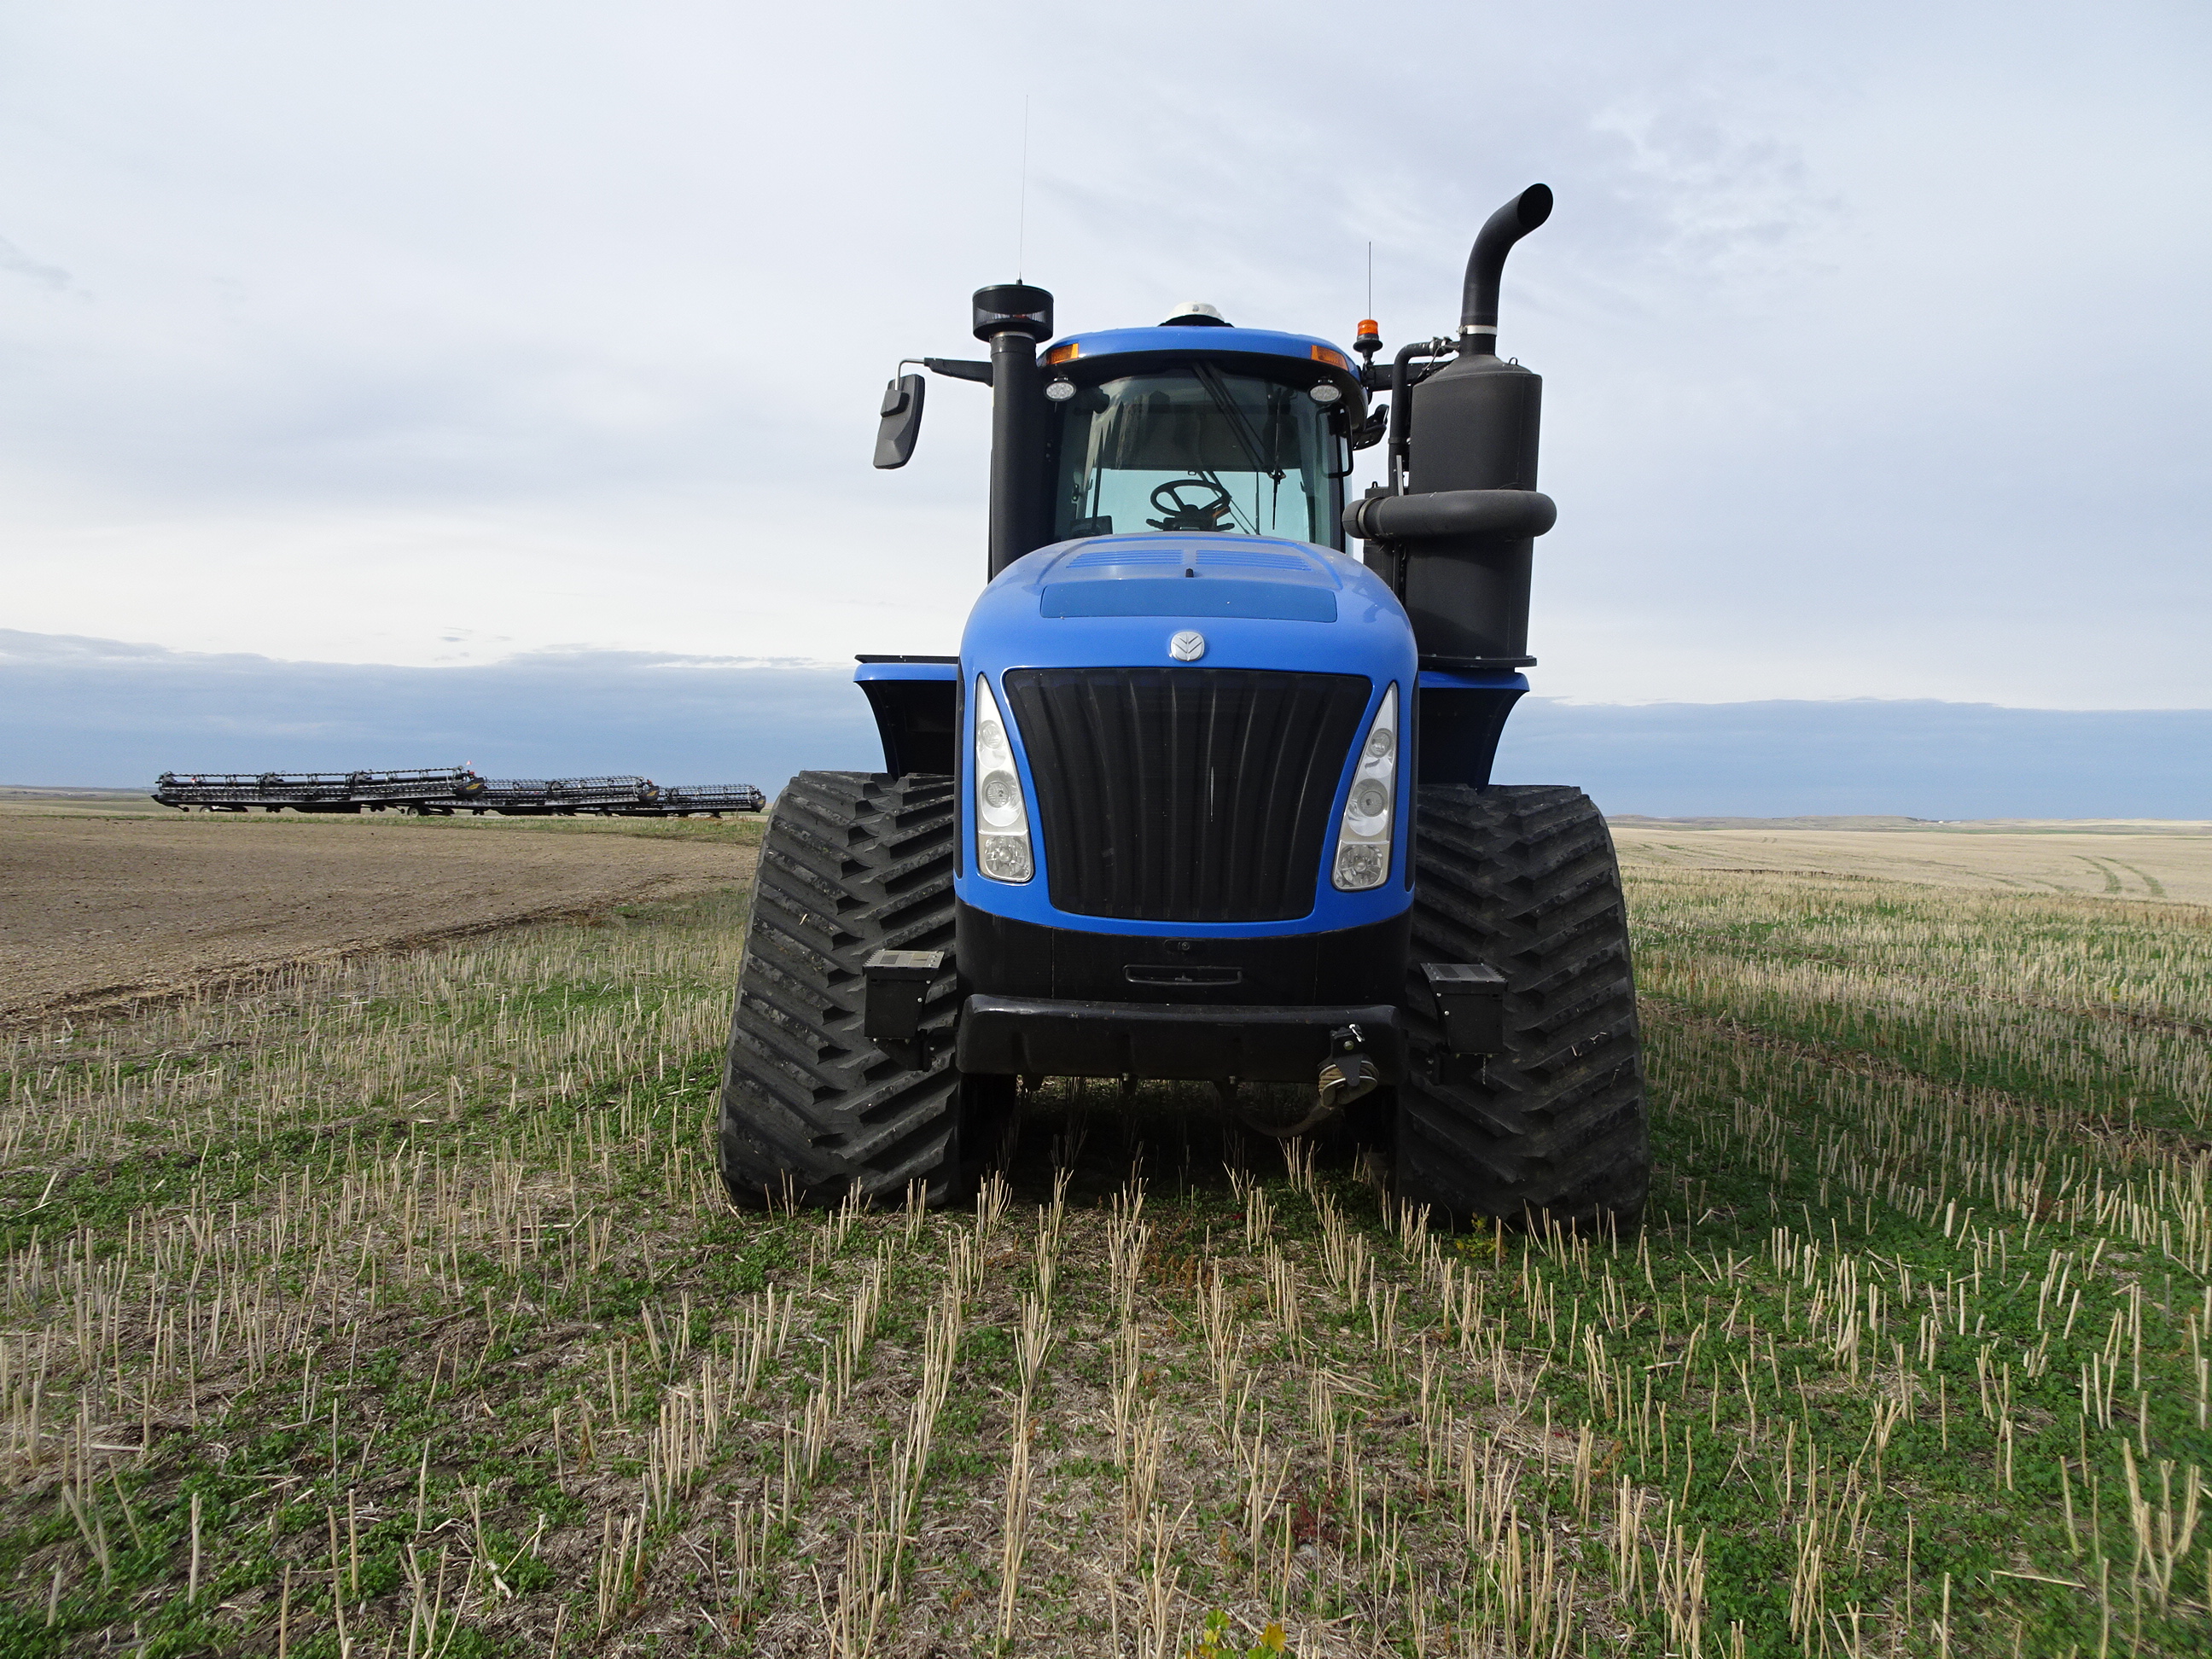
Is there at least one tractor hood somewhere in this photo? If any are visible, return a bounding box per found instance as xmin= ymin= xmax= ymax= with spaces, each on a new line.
xmin=955 ymin=531 xmax=1418 ymax=939
xmin=961 ymin=533 xmax=1416 ymax=687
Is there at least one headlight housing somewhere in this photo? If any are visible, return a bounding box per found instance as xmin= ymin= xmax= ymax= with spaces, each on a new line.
xmin=1330 ymin=684 xmax=1398 ymax=891
xmin=972 ymin=675 xmax=1033 ymax=883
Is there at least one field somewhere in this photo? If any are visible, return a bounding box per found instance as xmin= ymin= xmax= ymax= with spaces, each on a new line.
xmin=1611 ymin=820 xmax=2212 ymax=905
xmin=0 ymin=807 xmax=760 ymax=1027
xmin=3 ymin=816 xmax=2209 ymax=1656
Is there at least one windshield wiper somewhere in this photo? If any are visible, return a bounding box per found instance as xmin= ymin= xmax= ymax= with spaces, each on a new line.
xmin=1190 ymin=364 xmax=1284 ymax=486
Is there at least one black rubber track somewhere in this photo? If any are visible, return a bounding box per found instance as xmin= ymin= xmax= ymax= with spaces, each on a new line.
xmin=1393 ymin=784 xmax=1650 ymax=1230
xmin=718 ymin=771 xmax=976 ymax=1207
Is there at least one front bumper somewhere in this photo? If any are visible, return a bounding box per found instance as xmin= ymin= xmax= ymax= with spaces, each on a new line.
xmin=956 ymin=995 xmax=1403 ymax=1083
xmin=956 ymin=903 xmax=1410 ymax=1006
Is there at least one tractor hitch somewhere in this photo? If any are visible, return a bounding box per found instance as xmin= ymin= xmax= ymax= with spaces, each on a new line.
xmin=1316 ymin=1023 xmax=1382 ymax=1117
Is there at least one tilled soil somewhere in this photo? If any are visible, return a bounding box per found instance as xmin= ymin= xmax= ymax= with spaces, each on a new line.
xmin=0 ymin=812 xmax=756 ymax=1024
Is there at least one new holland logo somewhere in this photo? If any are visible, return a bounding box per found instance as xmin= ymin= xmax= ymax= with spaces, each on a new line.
xmin=1169 ymin=631 xmax=1207 ymax=662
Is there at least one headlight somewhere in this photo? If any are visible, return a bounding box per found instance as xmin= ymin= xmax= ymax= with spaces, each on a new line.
xmin=972 ymin=676 xmax=1033 ymax=883
xmin=980 ymin=770 xmax=1022 ymax=822
xmin=1331 ymin=684 xmax=1398 ymax=891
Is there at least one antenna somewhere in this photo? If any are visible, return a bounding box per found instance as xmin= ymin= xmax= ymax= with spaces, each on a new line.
xmin=1353 ymin=242 xmax=1382 ymax=370
xmin=1017 ymin=96 xmax=1031 ymax=280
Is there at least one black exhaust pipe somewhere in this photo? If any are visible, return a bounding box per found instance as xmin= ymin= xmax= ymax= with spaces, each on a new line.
xmin=1344 ymin=185 xmax=1556 ymax=786
xmin=1457 ymin=183 xmax=1551 ymax=355
xmin=973 ymin=283 xmax=1056 ymax=579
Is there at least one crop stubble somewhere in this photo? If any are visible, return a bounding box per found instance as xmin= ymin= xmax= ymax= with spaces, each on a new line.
xmin=0 ymin=828 xmax=2208 ymax=1654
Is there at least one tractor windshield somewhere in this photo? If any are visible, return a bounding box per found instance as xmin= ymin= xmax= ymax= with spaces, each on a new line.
xmin=1046 ymin=366 xmax=1345 ymax=548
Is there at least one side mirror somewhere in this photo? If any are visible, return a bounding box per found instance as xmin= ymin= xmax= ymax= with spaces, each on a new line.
xmin=873 ymin=372 xmax=926 ymax=469
xmin=1324 ymin=410 xmax=1354 ymax=480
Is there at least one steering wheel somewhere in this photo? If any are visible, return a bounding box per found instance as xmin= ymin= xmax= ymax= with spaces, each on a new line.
xmin=1145 ymin=477 xmax=1235 ymax=533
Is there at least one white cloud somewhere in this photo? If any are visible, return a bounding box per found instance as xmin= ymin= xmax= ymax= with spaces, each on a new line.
xmin=0 ymin=0 xmax=2205 ymax=706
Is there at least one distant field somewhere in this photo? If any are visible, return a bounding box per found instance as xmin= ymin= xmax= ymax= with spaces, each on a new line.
xmin=1 ymin=824 xmax=2207 ymax=1654
xmin=1614 ymin=817 xmax=2212 ymax=905
xmin=0 ymin=811 xmax=762 ymax=1027
xmin=0 ymin=788 xmax=175 ymax=820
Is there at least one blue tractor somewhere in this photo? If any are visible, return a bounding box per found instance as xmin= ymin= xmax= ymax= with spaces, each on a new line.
xmin=718 ymin=185 xmax=1649 ymax=1228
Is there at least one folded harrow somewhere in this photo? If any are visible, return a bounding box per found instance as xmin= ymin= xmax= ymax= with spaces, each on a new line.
xmin=153 ymin=767 xmax=765 ymax=818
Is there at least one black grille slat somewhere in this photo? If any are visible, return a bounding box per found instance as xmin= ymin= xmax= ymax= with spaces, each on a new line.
xmin=1004 ymin=668 xmax=1371 ymax=923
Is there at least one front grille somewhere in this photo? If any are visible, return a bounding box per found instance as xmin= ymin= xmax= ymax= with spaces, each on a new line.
xmin=1003 ymin=667 xmax=1371 ymax=923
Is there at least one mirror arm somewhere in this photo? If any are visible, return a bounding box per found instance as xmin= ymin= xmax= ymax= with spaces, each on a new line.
xmin=923 ymin=357 xmax=993 ymax=385
xmin=872 ymin=355 xmax=994 ymax=472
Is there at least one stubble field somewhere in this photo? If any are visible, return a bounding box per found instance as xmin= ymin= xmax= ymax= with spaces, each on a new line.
xmin=0 ymin=808 xmax=760 ymax=1028
xmin=2 ymin=813 xmax=2209 ymax=1656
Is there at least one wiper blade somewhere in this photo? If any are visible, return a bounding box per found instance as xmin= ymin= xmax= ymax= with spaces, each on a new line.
xmin=1191 ymin=363 xmax=1284 ymax=486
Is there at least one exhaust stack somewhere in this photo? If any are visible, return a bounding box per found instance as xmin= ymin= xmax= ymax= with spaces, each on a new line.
xmin=1457 ymin=183 xmax=1553 ymax=354
xmin=1347 ymin=184 xmax=1557 ymax=785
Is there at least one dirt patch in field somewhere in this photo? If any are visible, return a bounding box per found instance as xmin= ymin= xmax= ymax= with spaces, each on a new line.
xmin=0 ymin=813 xmax=756 ymax=1026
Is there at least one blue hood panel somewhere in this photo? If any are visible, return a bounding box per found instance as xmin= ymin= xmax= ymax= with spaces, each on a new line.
xmin=958 ymin=533 xmax=1418 ymax=939
xmin=1037 ymin=538 xmax=1345 ymax=623
xmin=1040 ymin=579 xmax=1336 ymax=622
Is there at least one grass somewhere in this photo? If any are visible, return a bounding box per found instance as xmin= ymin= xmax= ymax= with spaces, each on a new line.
xmin=1 ymin=859 xmax=2207 ymax=1655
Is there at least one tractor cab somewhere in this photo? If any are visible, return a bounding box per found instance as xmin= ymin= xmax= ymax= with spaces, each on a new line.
xmin=1034 ymin=318 xmax=1369 ymax=550
xmin=871 ymin=289 xmax=1372 ymax=575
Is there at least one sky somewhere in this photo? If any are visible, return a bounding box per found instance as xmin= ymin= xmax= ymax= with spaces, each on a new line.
xmin=3 ymin=2 xmax=2209 ymax=797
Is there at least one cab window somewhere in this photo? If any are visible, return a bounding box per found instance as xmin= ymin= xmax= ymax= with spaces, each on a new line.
xmin=1047 ymin=366 xmax=1346 ymax=548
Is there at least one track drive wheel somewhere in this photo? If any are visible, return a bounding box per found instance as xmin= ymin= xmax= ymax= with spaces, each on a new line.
xmin=718 ymin=771 xmax=992 ymax=1208
xmin=1393 ymin=784 xmax=1650 ymax=1231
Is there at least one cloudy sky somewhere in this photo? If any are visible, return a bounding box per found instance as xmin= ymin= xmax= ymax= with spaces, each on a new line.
xmin=3 ymin=0 xmax=2208 ymax=721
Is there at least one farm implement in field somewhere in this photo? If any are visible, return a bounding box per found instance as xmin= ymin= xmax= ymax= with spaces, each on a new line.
xmin=717 ymin=184 xmax=1650 ymax=1230
xmin=151 ymin=768 xmax=765 ymax=818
